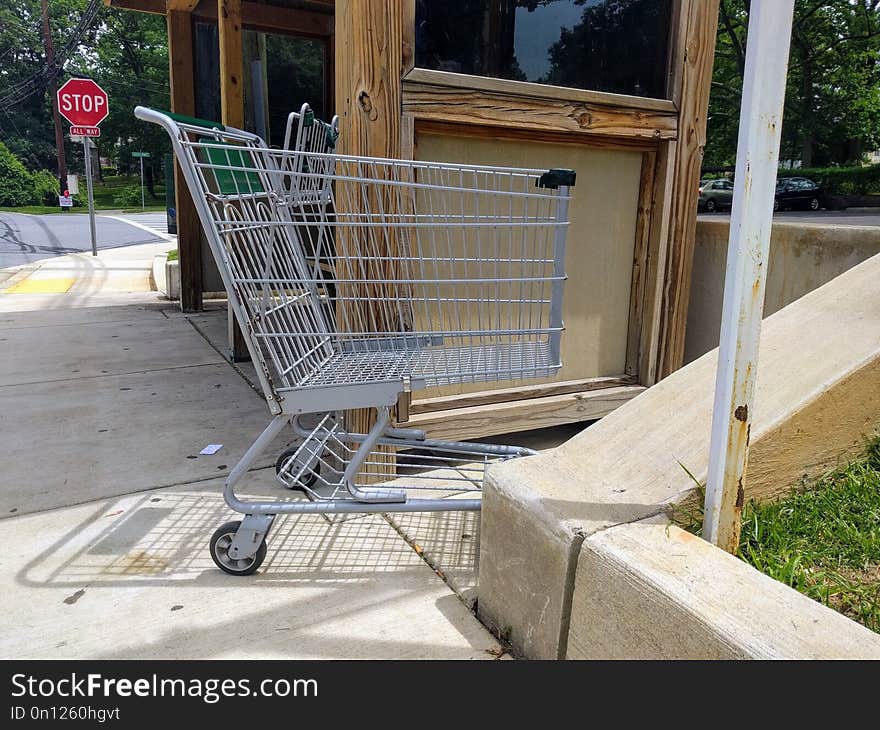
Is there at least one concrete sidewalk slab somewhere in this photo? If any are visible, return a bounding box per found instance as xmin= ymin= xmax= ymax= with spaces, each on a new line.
xmin=0 ymin=303 xmax=165 ymax=329
xmin=172 ymin=303 xmax=262 ymax=387
xmin=0 ymin=477 xmax=504 ymax=659
xmin=0 ymin=308 xmax=223 ymax=386
xmin=0 ymin=362 xmax=294 ymax=516
xmin=386 ymin=509 xmax=482 ymax=605
xmin=0 ymin=290 xmax=163 ymax=313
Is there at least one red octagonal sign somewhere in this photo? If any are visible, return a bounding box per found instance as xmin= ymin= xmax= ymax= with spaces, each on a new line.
xmin=57 ymin=78 xmax=109 ymax=128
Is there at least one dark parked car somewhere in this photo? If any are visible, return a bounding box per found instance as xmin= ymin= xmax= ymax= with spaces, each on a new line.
xmin=774 ymin=177 xmax=824 ymax=211
xmin=698 ymin=178 xmax=734 ymax=212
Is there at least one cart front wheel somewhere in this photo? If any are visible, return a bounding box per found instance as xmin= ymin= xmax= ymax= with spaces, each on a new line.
xmin=210 ymin=521 xmax=266 ymax=576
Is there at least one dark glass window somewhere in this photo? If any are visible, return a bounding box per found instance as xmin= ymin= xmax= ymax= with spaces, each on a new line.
xmin=193 ymin=23 xmax=326 ymax=148
xmin=415 ymin=0 xmax=673 ymax=99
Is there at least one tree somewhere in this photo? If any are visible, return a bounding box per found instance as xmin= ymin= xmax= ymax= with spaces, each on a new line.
xmin=70 ymin=7 xmax=170 ymax=183
xmin=707 ymin=0 xmax=880 ymax=167
xmin=0 ymin=1 xmax=170 ymax=189
xmin=543 ymin=0 xmax=672 ymax=99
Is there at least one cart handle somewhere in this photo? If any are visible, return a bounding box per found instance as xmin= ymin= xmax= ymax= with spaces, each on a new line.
xmin=537 ymin=168 xmax=577 ymax=189
xmin=133 ymin=106 xmax=224 ymax=131
xmin=159 ymin=109 xmax=226 ymax=131
xmin=135 ymin=106 xmax=264 ymax=146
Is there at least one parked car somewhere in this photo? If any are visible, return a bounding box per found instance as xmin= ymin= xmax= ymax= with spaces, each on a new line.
xmin=774 ymin=177 xmax=824 ymax=211
xmin=698 ymin=178 xmax=734 ymax=212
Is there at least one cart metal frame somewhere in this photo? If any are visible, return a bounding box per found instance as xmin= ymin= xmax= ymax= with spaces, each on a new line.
xmin=136 ymin=104 xmax=574 ymax=574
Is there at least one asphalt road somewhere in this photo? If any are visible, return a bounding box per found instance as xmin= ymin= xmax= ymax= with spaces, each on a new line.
xmin=0 ymin=211 xmax=163 ymax=269
xmin=699 ymin=207 xmax=880 ymax=227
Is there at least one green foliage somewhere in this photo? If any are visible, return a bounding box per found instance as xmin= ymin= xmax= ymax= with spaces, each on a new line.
xmin=30 ymin=168 xmax=61 ymax=206
xmin=671 ymin=437 xmax=880 ymax=633
xmin=738 ymin=437 xmax=880 ymax=633
xmin=707 ymin=1 xmax=880 ymax=167
xmin=0 ymin=141 xmax=39 ymax=206
xmin=0 ymin=1 xmax=170 ymax=181
xmin=544 ymin=0 xmax=671 ymax=98
xmin=111 ymin=185 xmax=144 ymax=208
xmin=777 ymin=164 xmax=880 ymax=196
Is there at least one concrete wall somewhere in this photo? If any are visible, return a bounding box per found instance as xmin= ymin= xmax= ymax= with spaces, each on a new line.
xmin=568 ymin=517 xmax=880 ymax=659
xmin=686 ymin=219 xmax=880 ymax=363
xmin=478 ymin=253 xmax=880 ymax=659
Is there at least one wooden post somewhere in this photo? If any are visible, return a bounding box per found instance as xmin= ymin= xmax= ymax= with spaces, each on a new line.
xmin=167 ymin=8 xmax=203 ymax=313
xmin=336 ymin=0 xmax=404 ymax=461
xmin=217 ymin=0 xmax=249 ymax=360
xmin=218 ymin=0 xmax=244 ymax=127
xmin=655 ymin=0 xmax=719 ymax=378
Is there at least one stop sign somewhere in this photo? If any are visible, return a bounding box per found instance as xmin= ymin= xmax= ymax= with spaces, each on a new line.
xmin=57 ymin=78 xmax=109 ymax=128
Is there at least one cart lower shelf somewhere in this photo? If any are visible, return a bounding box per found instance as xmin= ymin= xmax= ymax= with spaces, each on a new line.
xmin=275 ymin=412 xmax=534 ymax=503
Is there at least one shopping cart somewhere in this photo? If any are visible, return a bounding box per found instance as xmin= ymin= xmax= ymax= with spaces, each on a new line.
xmin=136 ymin=105 xmax=575 ymax=575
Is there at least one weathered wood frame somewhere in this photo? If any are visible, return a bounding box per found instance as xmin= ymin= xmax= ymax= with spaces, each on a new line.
xmin=335 ymin=0 xmax=717 ymax=437
xmin=110 ymin=0 xmax=718 ymax=438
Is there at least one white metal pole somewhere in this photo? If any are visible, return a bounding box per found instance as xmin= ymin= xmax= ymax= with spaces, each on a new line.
xmin=140 ymin=155 xmax=145 ymax=210
xmin=703 ymin=0 xmax=795 ymax=552
xmin=83 ymin=139 xmax=98 ymax=257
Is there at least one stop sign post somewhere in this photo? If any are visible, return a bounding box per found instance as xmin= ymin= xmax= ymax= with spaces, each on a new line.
xmin=57 ymin=78 xmax=108 ymax=256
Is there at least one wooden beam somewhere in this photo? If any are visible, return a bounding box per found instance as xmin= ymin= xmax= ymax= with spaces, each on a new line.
xmin=109 ymin=0 xmax=334 ymax=35
xmin=217 ymin=0 xmax=248 ymax=360
xmin=194 ymin=1 xmax=333 ymax=37
xmin=218 ymin=0 xmax=244 ymax=128
xmin=654 ymin=0 xmax=720 ymax=378
xmin=403 ymin=74 xmax=678 ymax=143
xmin=406 ymin=386 xmax=645 ymax=441
xmin=638 ymin=141 xmax=676 ymax=386
xmin=336 ymin=0 xmax=404 ymax=471
xmin=625 ymin=150 xmax=658 ymax=379
xmin=336 ymin=0 xmax=401 ymax=159
xmin=166 ymin=0 xmax=199 ymax=11
xmin=401 ymin=0 xmax=415 ymax=78
xmin=104 ymin=0 xmax=165 ymax=14
xmin=410 ymin=376 xmax=638 ymax=415
xmin=167 ymin=9 xmax=203 ymax=312
xmin=415 ymin=118 xmax=658 ymax=154
xmin=405 ymin=68 xmax=678 ymax=113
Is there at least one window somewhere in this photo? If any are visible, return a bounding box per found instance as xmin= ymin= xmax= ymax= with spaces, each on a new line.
xmin=415 ymin=0 xmax=673 ymax=99
xmin=193 ymin=23 xmax=326 ymax=148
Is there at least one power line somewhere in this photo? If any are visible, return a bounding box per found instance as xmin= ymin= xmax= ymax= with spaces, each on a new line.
xmin=0 ymin=0 xmax=103 ymax=108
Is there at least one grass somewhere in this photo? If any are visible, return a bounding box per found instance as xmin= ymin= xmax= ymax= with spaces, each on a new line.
xmin=0 ymin=204 xmax=166 ymax=215
xmin=1 ymin=175 xmax=166 ymax=215
xmin=0 ymin=205 xmax=67 ymax=215
xmin=672 ymin=437 xmax=880 ymax=634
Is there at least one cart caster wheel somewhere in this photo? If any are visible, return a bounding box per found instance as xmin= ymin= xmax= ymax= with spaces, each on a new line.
xmin=275 ymin=447 xmax=320 ymax=491
xmin=209 ymin=521 xmax=266 ymax=576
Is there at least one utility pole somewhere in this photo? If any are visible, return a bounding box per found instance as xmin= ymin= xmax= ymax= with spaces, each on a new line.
xmin=40 ymin=0 xmax=67 ymax=197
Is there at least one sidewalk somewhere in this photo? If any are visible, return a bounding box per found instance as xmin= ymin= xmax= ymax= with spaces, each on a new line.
xmin=0 ymin=239 xmax=511 ymax=659
xmin=0 ymin=234 xmax=174 ymax=309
